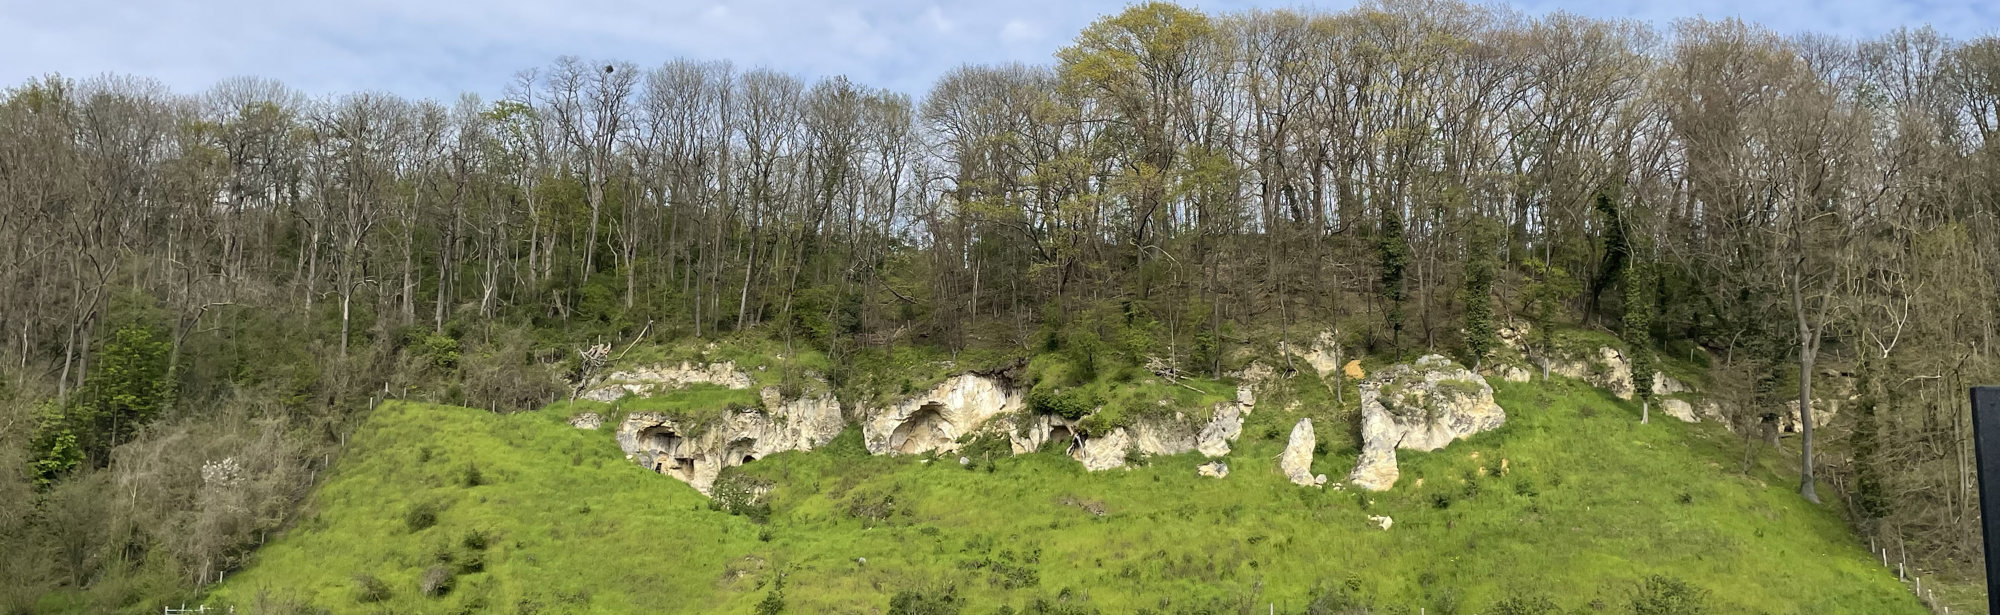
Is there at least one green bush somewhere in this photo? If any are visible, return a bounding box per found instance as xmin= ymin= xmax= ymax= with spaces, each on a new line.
xmin=352 ymin=573 xmax=391 ymax=603
xmin=887 ymin=586 xmax=963 ymax=615
xmin=1028 ymin=387 xmax=1098 ymax=420
xmin=1490 ymin=593 xmax=1560 ymax=615
xmin=1630 ymin=575 xmax=1710 ymax=615
xmin=405 ymin=501 xmax=440 ymax=532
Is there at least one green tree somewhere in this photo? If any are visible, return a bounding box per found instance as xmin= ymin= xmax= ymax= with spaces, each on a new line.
xmin=1522 ymin=258 xmax=1580 ymax=380
xmin=1462 ymin=220 xmax=1500 ymax=368
xmin=1624 ymin=260 xmax=1657 ymax=423
xmin=1380 ymin=208 xmax=1411 ymax=359
xmin=79 ymin=320 xmax=174 ymax=462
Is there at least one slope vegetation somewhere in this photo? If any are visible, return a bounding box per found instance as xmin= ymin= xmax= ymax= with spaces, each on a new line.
xmin=209 ymin=375 xmax=1923 ymax=614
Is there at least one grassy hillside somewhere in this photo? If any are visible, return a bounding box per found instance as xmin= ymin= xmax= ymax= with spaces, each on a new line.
xmin=208 ymin=376 xmax=1926 ymax=614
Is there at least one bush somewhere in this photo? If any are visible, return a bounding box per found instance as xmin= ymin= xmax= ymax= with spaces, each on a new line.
xmin=419 ymin=564 xmax=455 ymax=597
xmin=1029 ymin=387 xmax=1098 ymax=420
xmin=1490 ymin=593 xmax=1560 ymax=615
xmin=1630 ymin=575 xmax=1709 ymax=615
xmin=887 ymin=586 xmax=963 ymax=615
xmin=405 ymin=501 xmax=440 ymax=532
xmin=352 ymin=573 xmax=391 ymax=603
xmin=709 ymin=473 xmax=774 ymax=523
xmin=460 ymin=463 xmax=486 ymax=487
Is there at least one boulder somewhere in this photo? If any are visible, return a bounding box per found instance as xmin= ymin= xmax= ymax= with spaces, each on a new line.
xmin=1347 ymin=355 xmax=1506 ymax=491
xmin=1368 ymin=515 xmax=1394 ymax=531
xmin=1075 ymin=428 xmax=1133 ymax=471
xmin=1497 ymin=365 xmax=1532 ymax=383
xmin=1280 ymin=418 xmax=1317 ymax=486
xmin=1660 ymin=398 xmax=1698 ymax=422
xmin=861 ymin=374 xmax=1023 ymax=456
xmin=568 ymin=412 xmax=603 ymax=430
xmin=1197 ymin=461 xmax=1229 ymax=478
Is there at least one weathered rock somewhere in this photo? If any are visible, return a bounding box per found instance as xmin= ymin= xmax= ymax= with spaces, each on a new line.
xmin=568 ymin=412 xmax=603 ymax=430
xmin=1284 ymin=331 xmax=1343 ymax=378
xmin=1129 ymin=413 xmax=1198 ymax=456
xmin=1699 ymin=401 xmax=1727 ymax=423
xmin=1347 ymin=355 xmax=1506 ymax=491
xmin=1660 ymin=398 xmax=1698 ymax=422
xmin=1651 ymin=372 xmax=1689 ymax=396
xmin=1368 ymin=515 xmax=1394 ymax=531
xmin=1075 ymin=428 xmax=1133 ymax=471
xmin=1280 ymin=418 xmax=1317 ymax=486
xmin=1497 ymin=365 xmax=1532 ymax=383
xmin=861 ymin=374 xmax=1024 ymax=456
xmin=1004 ymin=412 xmax=1083 ymax=455
xmin=1197 ymin=402 xmax=1245 ymax=457
xmin=615 ymin=386 xmax=844 ymax=495
xmin=1197 ymin=461 xmax=1229 ymax=478
xmin=581 ymin=360 xmax=756 ymax=401
xmin=1549 ymin=347 xmax=1635 ymax=400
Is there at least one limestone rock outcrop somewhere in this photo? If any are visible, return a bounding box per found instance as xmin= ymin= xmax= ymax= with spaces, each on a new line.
xmin=1660 ymin=398 xmax=1698 ymax=422
xmin=615 ymin=385 xmax=843 ymax=494
xmin=1347 ymin=355 xmax=1506 ymax=491
xmin=1549 ymin=347 xmax=1635 ymax=400
xmin=1198 ymin=461 xmax=1229 ymax=478
xmin=1280 ymin=418 xmax=1317 ymax=486
xmin=1075 ymin=428 xmax=1133 ymax=471
xmin=568 ymin=412 xmax=602 ymax=430
xmin=861 ymin=374 xmax=1023 ymax=456
xmin=1196 ymin=400 xmax=1246 ymax=457
xmin=581 ymin=360 xmax=756 ymax=402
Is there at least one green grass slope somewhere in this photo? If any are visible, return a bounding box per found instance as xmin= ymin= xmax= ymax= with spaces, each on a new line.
xmin=209 ymin=377 xmax=1924 ymax=614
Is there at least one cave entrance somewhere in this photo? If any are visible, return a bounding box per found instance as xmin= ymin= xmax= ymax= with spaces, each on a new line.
xmin=889 ymin=402 xmax=952 ymax=455
xmin=1048 ymin=425 xmax=1077 ymax=453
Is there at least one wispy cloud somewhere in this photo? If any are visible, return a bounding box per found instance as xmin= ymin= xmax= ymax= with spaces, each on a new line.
xmin=0 ymin=0 xmax=1991 ymax=101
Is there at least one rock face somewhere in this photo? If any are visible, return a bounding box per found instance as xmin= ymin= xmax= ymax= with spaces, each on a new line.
xmin=615 ymin=386 xmax=843 ymax=494
xmin=1651 ymin=372 xmax=1689 ymax=396
xmin=581 ymin=361 xmax=756 ymax=402
xmin=1660 ymin=398 xmax=1698 ymax=422
xmin=1548 ymin=347 xmax=1635 ymax=400
xmin=568 ymin=412 xmax=603 ymax=430
xmin=1347 ymin=355 xmax=1506 ymax=491
xmin=862 ymin=374 xmax=1023 ymax=456
xmin=1280 ymin=418 xmax=1317 ymax=486
xmin=1197 ymin=461 xmax=1229 ymax=478
xmin=1284 ymin=331 xmax=1343 ymax=378
xmin=1004 ymin=412 xmax=1083 ymax=455
xmin=1197 ymin=401 xmax=1245 ymax=457
xmin=1074 ymin=428 xmax=1133 ymax=471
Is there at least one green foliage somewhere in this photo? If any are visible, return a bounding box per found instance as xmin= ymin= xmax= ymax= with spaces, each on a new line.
xmin=1629 ymin=575 xmax=1710 ymax=615
xmin=207 ymin=385 xmax=1922 ymax=614
xmin=1028 ymin=387 xmax=1099 ymax=420
xmin=709 ymin=472 xmax=773 ymax=523
xmin=1379 ymin=208 xmax=1411 ymax=355
xmin=755 ymin=575 xmax=786 ymax=615
xmin=1623 ymin=261 xmax=1657 ymax=407
xmin=404 ymin=501 xmax=440 ymax=532
xmin=78 ymin=318 xmax=174 ymax=460
xmin=1488 ymin=593 xmax=1561 ymax=615
xmin=1461 ymin=220 xmax=1499 ymax=367
xmin=887 ymin=586 xmax=964 ymax=615
xmin=27 ymin=402 xmax=82 ymax=488
xmin=1850 ymin=379 xmax=1889 ymax=522
xmin=1521 ymin=258 xmax=1580 ymax=365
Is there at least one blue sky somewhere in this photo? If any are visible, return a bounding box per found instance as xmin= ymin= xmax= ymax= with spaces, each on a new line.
xmin=3 ymin=0 xmax=1995 ymax=101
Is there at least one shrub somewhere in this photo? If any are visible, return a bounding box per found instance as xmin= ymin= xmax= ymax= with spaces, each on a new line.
xmin=1630 ymin=575 xmax=1710 ymax=615
xmin=419 ymin=564 xmax=455 ymax=597
xmin=353 ymin=573 xmax=390 ymax=603
xmin=460 ymin=463 xmax=486 ymax=487
xmin=405 ymin=501 xmax=440 ymax=532
xmin=1490 ymin=593 xmax=1560 ymax=615
xmin=887 ymin=586 xmax=963 ymax=615
xmin=1029 ymin=387 xmax=1098 ymax=420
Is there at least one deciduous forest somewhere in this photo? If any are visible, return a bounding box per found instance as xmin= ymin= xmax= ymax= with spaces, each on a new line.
xmin=2 ymin=0 xmax=1998 ymax=610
